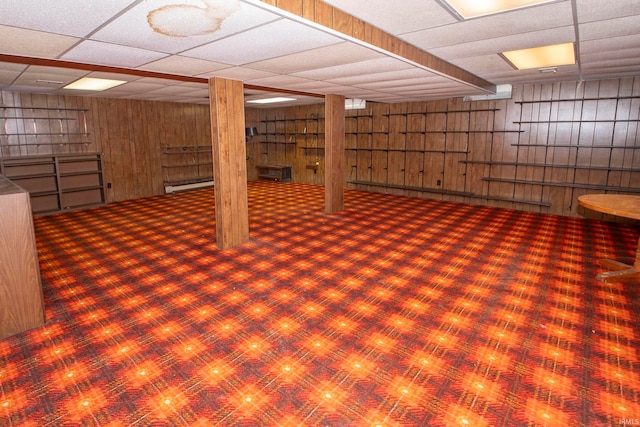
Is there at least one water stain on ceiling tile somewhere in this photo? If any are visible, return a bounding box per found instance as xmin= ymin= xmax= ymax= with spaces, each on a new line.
xmin=148 ymin=0 xmax=241 ymax=37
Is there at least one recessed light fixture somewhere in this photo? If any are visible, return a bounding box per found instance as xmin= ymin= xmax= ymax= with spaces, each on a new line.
xmin=345 ymin=99 xmax=366 ymax=110
xmin=502 ymin=43 xmax=575 ymax=70
xmin=64 ymin=77 xmax=127 ymax=91
xmin=246 ymin=97 xmax=297 ymax=104
xmin=442 ymin=0 xmax=557 ymax=19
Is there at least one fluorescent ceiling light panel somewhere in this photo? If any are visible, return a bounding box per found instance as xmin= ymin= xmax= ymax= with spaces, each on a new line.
xmin=345 ymin=99 xmax=366 ymax=110
xmin=64 ymin=77 xmax=127 ymax=91
xmin=246 ymin=97 xmax=297 ymax=104
xmin=502 ymin=42 xmax=575 ymax=70
xmin=443 ymin=0 xmax=556 ymax=19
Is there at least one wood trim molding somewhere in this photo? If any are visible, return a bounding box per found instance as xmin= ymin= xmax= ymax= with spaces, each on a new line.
xmin=0 ymin=54 xmax=324 ymax=99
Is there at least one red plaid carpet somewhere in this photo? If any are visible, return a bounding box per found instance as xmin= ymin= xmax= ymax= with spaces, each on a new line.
xmin=1 ymin=181 xmax=639 ymax=426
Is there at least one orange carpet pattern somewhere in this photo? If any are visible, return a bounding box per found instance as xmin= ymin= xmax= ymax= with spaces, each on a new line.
xmin=1 ymin=181 xmax=639 ymax=426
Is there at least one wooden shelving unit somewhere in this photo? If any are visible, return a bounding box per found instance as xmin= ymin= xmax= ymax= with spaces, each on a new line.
xmin=261 ymin=116 xmax=324 ymax=176
xmin=478 ymin=94 xmax=640 ymax=209
xmin=346 ymin=107 xmax=507 ymax=197
xmin=0 ymin=106 xmax=92 ymax=154
xmin=0 ymin=153 xmax=105 ymax=215
xmin=255 ymin=82 xmax=639 ymax=216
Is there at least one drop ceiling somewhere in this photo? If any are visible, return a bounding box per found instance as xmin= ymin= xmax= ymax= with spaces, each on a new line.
xmin=0 ymin=0 xmax=639 ymax=106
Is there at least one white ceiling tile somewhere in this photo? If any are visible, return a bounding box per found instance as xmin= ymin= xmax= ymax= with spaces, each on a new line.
xmin=201 ymin=67 xmax=277 ymax=81
xmin=280 ymin=80 xmax=346 ymax=92
xmin=324 ymin=0 xmax=457 ymax=35
xmin=100 ymin=81 xmax=169 ymax=94
xmin=580 ymin=34 xmax=640 ymax=56
xmin=430 ymin=27 xmax=575 ymax=60
xmin=0 ymin=26 xmax=79 ymax=57
xmin=85 ymin=72 xmax=143 ymax=82
xmin=246 ymin=42 xmax=380 ymax=74
xmin=142 ymin=56 xmax=231 ymax=76
xmin=579 ymin=16 xmax=640 ymax=41
xmin=0 ymin=0 xmax=138 ymax=37
xmin=90 ymin=1 xmax=280 ymax=54
xmin=576 ymin=0 xmax=640 ymax=22
xmin=11 ymin=67 xmax=88 ymax=88
xmin=401 ymin=1 xmax=573 ymax=50
xmin=182 ymin=19 xmax=343 ymax=65
xmin=355 ymin=76 xmax=446 ymax=91
xmin=61 ymin=40 xmax=169 ymax=68
xmin=0 ymin=70 xmax=23 ymax=85
xmin=451 ymin=54 xmax=516 ymax=76
xmin=245 ymin=75 xmax=316 ymax=88
xmin=329 ymin=68 xmax=437 ymax=86
xmin=144 ymin=85 xmax=207 ymax=96
xmin=293 ymin=57 xmax=411 ymax=81
xmin=3 ymin=84 xmax=57 ymax=94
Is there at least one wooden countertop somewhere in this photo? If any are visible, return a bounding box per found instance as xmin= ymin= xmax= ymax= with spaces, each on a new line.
xmin=578 ymin=194 xmax=640 ymax=221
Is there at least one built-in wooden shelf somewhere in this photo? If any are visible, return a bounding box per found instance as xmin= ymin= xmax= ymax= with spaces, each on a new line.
xmin=261 ymin=117 xmax=322 ymax=122
xmin=515 ymin=119 xmax=639 ymax=124
xmin=261 ymin=140 xmax=298 ymax=144
xmin=346 ymin=147 xmax=468 ymax=154
xmin=2 ymin=132 xmax=90 ymax=136
xmin=348 ymin=180 xmax=473 ymax=197
xmin=1 ymin=116 xmax=78 ymax=120
xmin=512 ymin=144 xmax=639 ymax=148
xmin=466 ymin=194 xmax=552 ymax=207
xmin=482 ymin=177 xmax=640 ymax=193
xmin=461 ymin=160 xmax=640 ymax=172
xmin=0 ymin=106 xmax=89 ymax=111
xmin=0 ymin=153 xmax=105 ymax=215
xmin=399 ymin=130 xmax=523 ymax=134
xmin=384 ymin=109 xmax=500 ymax=116
xmin=515 ymin=96 xmax=640 ymax=104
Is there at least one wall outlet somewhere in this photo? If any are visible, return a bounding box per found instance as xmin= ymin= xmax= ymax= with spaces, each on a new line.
xmin=436 ymin=180 xmax=441 ymax=186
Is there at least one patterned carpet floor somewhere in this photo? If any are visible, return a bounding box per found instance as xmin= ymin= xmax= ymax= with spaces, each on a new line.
xmin=1 ymin=181 xmax=639 ymax=426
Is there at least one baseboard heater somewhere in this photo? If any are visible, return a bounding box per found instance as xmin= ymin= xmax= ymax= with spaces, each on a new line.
xmin=164 ymin=180 xmax=214 ymax=194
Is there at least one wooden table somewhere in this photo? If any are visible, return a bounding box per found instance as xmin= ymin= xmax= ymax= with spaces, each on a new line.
xmin=578 ymin=194 xmax=640 ymax=283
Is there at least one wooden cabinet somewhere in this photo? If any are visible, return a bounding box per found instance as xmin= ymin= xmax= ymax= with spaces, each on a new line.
xmin=0 ymin=153 xmax=105 ymax=215
xmin=256 ymin=164 xmax=292 ymax=182
xmin=0 ymin=175 xmax=45 ymax=339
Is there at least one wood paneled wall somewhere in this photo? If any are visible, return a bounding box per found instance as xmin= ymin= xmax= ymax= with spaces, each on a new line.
xmin=2 ymin=77 xmax=639 ymax=219
xmin=0 ymin=92 xmax=213 ymax=203
xmin=252 ymin=78 xmax=640 ymax=218
xmin=91 ymin=98 xmax=212 ymax=202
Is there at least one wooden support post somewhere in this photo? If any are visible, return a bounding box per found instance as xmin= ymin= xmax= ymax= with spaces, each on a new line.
xmin=325 ymin=94 xmax=345 ymax=213
xmin=209 ymin=77 xmax=249 ymax=249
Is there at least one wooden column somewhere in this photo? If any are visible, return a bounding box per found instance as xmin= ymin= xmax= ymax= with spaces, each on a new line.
xmin=209 ymin=77 xmax=249 ymax=249
xmin=325 ymin=94 xmax=345 ymax=213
